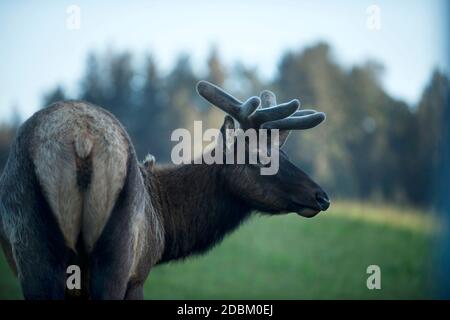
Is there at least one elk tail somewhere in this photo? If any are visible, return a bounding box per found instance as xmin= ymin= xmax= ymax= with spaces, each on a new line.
xmin=74 ymin=133 xmax=94 ymax=191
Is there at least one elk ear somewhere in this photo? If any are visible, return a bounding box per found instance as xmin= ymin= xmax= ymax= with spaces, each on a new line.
xmin=220 ymin=115 xmax=236 ymax=151
xmin=143 ymin=154 xmax=156 ymax=170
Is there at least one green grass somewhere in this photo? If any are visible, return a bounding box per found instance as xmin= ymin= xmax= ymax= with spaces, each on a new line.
xmin=0 ymin=202 xmax=438 ymax=299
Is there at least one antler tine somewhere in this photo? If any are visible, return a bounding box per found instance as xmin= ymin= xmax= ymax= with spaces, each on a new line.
xmin=262 ymin=112 xmax=326 ymax=130
xmin=249 ymin=90 xmax=300 ymax=125
xmin=196 ymin=80 xmax=260 ymax=122
xmin=240 ymin=96 xmax=261 ymax=118
xmin=197 ymin=80 xmax=241 ymax=118
xmin=260 ymin=90 xmax=277 ymax=108
xmin=251 ymin=100 xmax=300 ymax=124
xmin=292 ymin=109 xmax=317 ymax=117
xmin=255 ymin=89 xmax=325 ymax=130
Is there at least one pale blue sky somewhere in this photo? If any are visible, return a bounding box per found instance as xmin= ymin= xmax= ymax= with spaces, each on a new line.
xmin=0 ymin=0 xmax=448 ymax=122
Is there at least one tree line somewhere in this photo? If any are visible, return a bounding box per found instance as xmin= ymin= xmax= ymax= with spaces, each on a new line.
xmin=0 ymin=42 xmax=448 ymax=207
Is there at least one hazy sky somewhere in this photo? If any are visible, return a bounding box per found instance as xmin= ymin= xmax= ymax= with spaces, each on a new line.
xmin=0 ymin=0 xmax=448 ymax=121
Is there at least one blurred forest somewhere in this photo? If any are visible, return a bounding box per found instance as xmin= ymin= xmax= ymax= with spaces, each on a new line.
xmin=0 ymin=42 xmax=448 ymax=207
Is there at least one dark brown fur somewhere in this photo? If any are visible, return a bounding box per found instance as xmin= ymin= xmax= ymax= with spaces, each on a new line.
xmin=75 ymin=151 xmax=93 ymax=191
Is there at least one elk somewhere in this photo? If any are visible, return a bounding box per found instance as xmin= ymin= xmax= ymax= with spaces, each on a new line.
xmin=0 ymin=81 xmax=329 ymax=299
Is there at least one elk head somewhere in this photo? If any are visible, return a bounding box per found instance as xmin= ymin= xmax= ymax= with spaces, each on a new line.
xmin=197 ymin=80 xmax=330 ymax=217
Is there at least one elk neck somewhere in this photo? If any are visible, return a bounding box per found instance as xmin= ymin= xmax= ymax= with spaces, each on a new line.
xmin=145 ymin=162 xmax=253 ymax=263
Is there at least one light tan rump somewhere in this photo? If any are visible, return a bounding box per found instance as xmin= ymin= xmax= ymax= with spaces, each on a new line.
xmin=32 ymin=103 xmax=129 ymax=252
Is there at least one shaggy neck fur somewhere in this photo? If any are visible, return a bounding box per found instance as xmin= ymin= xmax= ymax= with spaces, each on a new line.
xmin=149 ymin=163 xmax=253 ymax=263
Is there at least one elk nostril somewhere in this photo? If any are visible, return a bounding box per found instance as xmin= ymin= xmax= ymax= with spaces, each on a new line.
xmin=315 ymin=192 xmax=330 ymax=211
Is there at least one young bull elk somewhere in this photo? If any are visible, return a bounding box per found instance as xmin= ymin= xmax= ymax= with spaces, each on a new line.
xmin=0 ymin=81 xmax=329 ymax=299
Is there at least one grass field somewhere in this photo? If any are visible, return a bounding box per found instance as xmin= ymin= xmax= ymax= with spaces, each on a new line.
xmin=0 ymin=201 xmax=438 ymax=299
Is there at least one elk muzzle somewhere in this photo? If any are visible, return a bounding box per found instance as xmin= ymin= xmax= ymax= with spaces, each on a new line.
xmin=315 ymin=191 xmax=330 ymax=211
